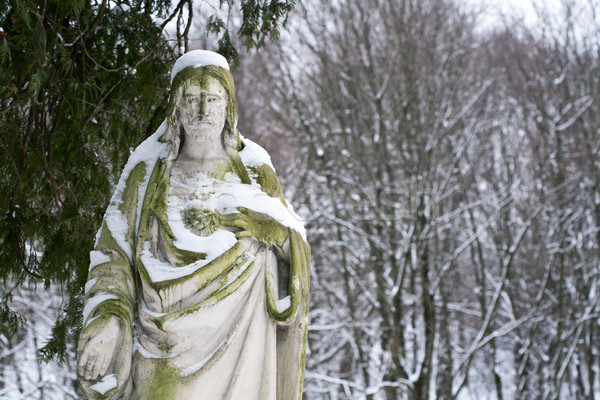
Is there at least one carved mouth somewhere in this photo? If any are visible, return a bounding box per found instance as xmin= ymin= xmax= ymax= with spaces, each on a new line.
xmin=193 ymin=118 xmax=215 ymax=125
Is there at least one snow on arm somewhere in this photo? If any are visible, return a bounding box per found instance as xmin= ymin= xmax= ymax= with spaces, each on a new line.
xmin=83 ymin=293 xmax=119 ymax=322
xmin=85 ymin=277 xmax=99 ymax=294
xmin=239 ymin=136 xmax=306 ymax=237
xmin=89 ymin=250 xmax=111 ymax=272
xmin=275 ymin=295 xmax=291 ymax=313
xmin=84 ymin=315 xmax=101 ymax=329
xmin=213 ymin=178 xmax=306 ymax=239
xmin=89 ymin=374 xmax=118 ymax=395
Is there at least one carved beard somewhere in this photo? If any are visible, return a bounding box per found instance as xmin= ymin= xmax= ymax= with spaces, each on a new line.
xmin=183 ymin=119 xmax=221 ymax=143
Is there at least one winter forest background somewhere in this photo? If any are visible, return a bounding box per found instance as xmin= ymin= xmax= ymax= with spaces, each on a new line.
xmin=1 ymin=0 xmax=600 ymax=399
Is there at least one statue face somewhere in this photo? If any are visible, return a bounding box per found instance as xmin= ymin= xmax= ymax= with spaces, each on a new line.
xmin=177 ymin=77 xmax=228 ymax=143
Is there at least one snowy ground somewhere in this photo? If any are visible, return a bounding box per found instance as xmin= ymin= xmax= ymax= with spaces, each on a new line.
xmin=0 ymin=285 xmax=79 ymax=399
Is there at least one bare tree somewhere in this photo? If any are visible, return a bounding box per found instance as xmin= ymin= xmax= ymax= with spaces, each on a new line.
xmin=233 ymin=0 xmax=600 ymax=399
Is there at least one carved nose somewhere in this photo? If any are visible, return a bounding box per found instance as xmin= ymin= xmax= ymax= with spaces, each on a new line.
xmin=198 ymin=94 xmax=207 ymax=118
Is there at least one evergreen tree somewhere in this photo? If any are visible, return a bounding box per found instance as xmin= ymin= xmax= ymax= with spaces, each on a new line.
xmin=0 ymin=0 xmax=297 ymax=362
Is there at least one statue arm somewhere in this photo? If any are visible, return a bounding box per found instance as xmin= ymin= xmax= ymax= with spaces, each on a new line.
xmin=219 ymin=206 xmax=291 ymax=249
xmin=77 ymin=162 xmax=149 ymax=399
xmin=224 ymin=156 xmax=311 ymax=398
xmin=272 ymin=229 xmax=311 ymax=400
xmin=265 ymin=228 xmax=310 ymax=323
xmin=77 ymin=224 xmax=136 ymax=399
xmin=217 ymin=159 xmax=309 ymax=323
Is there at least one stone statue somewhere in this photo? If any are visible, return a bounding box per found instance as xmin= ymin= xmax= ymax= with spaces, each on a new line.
xmin=77 ymin=50 xmax=310 ymax=399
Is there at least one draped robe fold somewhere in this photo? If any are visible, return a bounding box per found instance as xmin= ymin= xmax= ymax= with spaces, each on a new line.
xmin=78 ymin=130 xmax=310 ymax=400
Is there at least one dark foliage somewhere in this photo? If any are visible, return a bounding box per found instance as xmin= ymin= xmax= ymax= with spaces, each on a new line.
xmin=0 ymin=0 xmax=297 ymax=362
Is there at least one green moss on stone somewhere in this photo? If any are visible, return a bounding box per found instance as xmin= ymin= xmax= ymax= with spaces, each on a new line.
xmin=120 ymin=162 xmax=147 ymax=247
xmin=182 ymin=208 xmax=219 ymax=236
xmin=248 ymin=164 xmax=286 ymax=204
xmin=145 ymin=358 xmax=179 ymax=399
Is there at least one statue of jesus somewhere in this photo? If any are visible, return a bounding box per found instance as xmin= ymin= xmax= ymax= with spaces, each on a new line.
xmin=76 ymin=50 xmax=310 ymax=400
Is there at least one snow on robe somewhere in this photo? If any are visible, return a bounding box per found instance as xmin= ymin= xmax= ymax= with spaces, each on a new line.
xmin=78 ymin=123 xmax=310 ymax=400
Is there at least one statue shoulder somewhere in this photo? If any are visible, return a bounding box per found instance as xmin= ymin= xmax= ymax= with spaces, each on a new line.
xmin=250 ymin=164 xmax=286 ymax=204
xmin=110 ymin=128 xmax=170 ymax=206
xmin=238 ymin=136 xmax=275 ymax=170
xmin=239 ymin=137 xmax=285 ymax=204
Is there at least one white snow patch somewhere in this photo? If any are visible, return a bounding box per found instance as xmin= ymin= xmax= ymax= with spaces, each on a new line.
xmin=84 ymin=315 xmax=101 ymax=329
xmin=112 ymin=3 xmax=130 ymax=12
xmin=170 ymin=169 xmax=306 ymax=240
xmin=139 ymin=298 xmax=167 ymax=317
xmin=141 ymin=161 xmax=305 ymax=282
xmin=275 ymin=295 xmax=291 ymax=313
xmin=83 ymin=293 xmax=119 ymax=322
xmin=140 ymin=239 xmax=239 ymax=283
xmin=89 ymin=374 xmax=117 ymax=395
xmin=103 ymin=209 xmax=131 ymax=260
xmin=167 ymin=180 xmax=239 ymax=254
xmin=240 ymin=136 xmax=306 ymax=238
xmin=170 ymin=50 xmax=230 ymax=82
xmin=180 ymin=339 xmax=227 ymax=377
xmin=239 ymin=135 xmax=275 ymax=169
xmin=84 ymin=278 xmax=99 ymax=294
xmin=133 ymin=332 xmax=175 ymax=359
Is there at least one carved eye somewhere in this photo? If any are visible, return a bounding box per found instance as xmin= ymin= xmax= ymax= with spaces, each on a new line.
xmin=207 ymin=96 xmax=219 ymax=103
xmin=187 ymin=97 xmax=199 ymax=105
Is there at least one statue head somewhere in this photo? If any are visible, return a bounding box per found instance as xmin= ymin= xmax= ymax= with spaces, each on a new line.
xmin=162 ymin=51 xmax=241 ymax=161
xmin=174 ymin=75 xmax=228 ymax=148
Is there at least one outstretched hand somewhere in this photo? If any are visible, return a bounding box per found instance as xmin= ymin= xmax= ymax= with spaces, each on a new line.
xmin=219 ymin=207 xmax=289 ymax=248
xmin=78 ymin=315 xmax=123 ymax=381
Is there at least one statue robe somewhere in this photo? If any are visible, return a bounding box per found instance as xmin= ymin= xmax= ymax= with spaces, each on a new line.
xmin=78 ymin=127 xmax=310 ymax=400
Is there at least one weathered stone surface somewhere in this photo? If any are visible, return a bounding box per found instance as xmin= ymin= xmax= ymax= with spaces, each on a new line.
xmin=77 ymin=50 xmax=310 ymax=400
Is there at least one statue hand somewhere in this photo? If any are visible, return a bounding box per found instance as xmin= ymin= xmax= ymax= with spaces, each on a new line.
xmin=219 ymin=207 xmax=289 ymax=247
xmin=78 ymin=315 xmax=123 ymax=381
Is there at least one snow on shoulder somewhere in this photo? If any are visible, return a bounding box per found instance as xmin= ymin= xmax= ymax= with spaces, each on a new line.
xmin=170 ymin=50 xmax=230 ymax=82
xmin=239 ymin=135 xmax=275 ymax=170
xmin=99 ymin=121 xmax=169 ymax=261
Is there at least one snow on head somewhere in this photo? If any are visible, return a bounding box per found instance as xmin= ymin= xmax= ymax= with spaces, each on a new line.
xmin=170 ymin=50 xmax=230 ymax=83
